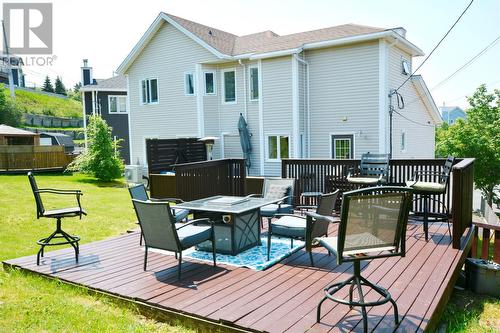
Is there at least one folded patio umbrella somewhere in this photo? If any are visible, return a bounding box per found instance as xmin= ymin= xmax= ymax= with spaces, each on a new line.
xmin=238 ymin=114 xmax=252 ymax=169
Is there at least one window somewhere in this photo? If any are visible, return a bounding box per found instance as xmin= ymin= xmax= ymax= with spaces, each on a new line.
xmin=223 ymin=70 xmax=236 ymax=103
xmin=204 ymin=72 xmax=215 ymax=95
xmin=184 ymin=73 xmax=195 ymax=95
xmin=331 ymin=134 xmax=354 ymax=159
xmin=141 ymin=78 xmax=158 ymax=104
xmin=267 ymin=135 xmax=289 ymax=161
xmin=402 ymin=59 xmax=410 ymax=75
xmin=108 ymin=95 xmax=127 ymax=113
xmin=400 ymin=131 xmax=406 ymax=151
xmin=249 ymin=67 xmax=259 ymax=101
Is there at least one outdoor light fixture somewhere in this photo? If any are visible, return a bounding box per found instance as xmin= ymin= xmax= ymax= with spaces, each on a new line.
xmin=198 ymin=136 xmax=218 ymax=160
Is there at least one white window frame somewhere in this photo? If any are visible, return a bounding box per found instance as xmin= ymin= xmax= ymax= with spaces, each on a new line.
xmin=400 ymin=130 xmax=407 ymax=152
xmin=266 ymin=134 xmax=290 ymax=162
xmin=329 ymin=132 xmax=356 ymax=159
xmin=108 ymin=95 xmax=128 ymax=114
xmin=221 ymin=68 xmax=237 ymax=104
xmin=184 ymin=72 xmax=195 ymax=96
xmin=203 ymin=71 xmax=216 ymax=95
xmin=140 ymin=78 xmax=159 ymax=105
xmin=248 ymin=66 xmax=259 ymax=101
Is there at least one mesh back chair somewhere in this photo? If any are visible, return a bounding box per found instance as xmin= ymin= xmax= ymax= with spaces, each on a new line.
xmin=316 ymin=186 xmax=413 ymax=333
xmin=249 ymin=178 xmax=296 ymax=228
xmin=406 ymin=156 xmax=454 ymax=241
xmin=347 ymin=153 xmax=390 ymax=187
xmin=128 ymin=184 xmax=190 ymax=245
xmin=132 ymin=199 xmax=216 ymax=279
xmin=28 ymin=172 xmax=87 ymax=265
xmin=268 ymin=190 xmax=340 ymax=266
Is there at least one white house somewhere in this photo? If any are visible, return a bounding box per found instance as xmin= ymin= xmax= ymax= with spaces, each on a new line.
xmin=117 ymin=12 xmax=441 ymax=176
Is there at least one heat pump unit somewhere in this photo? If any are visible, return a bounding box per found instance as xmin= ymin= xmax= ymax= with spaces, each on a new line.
xmin=124 ymin=165 xmax=143 ymax=183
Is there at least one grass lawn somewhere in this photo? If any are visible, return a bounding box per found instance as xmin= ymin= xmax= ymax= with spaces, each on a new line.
xmin=0 ymin=173 xmax=193 ymax=332
xmin=0 ymin=173 xmax=498 ymax=332
xmin=10 ymin=89 xmax=82 ymax=118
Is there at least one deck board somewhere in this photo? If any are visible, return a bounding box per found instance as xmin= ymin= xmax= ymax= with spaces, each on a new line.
xmin=3 ymin=221 xmax=472 ymax=332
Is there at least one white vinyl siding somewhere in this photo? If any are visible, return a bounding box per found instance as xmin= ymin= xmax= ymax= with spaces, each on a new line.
xmin=307 ymin=42 xmax=379 ymax=159
xmin=108 ymin=95 xmax=127 ymax=113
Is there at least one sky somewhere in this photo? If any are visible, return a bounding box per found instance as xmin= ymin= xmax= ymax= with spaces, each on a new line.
xmin=2 ymin=0 xmax=499 ymax=109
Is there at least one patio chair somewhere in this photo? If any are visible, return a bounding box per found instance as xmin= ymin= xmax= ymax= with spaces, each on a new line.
xmin=128 ymin=184 xmax=190 ymax=245
xmin=267 ymin=190 xmax=340 ymax=266
xmin=131 ymin=199 xmax=216 ymax=279
xmin=248 ymin=178 xmax=296 ymax=228
xmin=316 ymin=186 xmax=413 ymax=333
xmin=406 ymin=156 xmax=454 ymax=241
xmin=347 ymin=152 xmax=390 ymax=186
xmin=28 ymin=172 xmax=87 ymax=265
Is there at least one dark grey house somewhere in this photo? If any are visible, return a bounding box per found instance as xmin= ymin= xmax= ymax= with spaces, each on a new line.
xmin=1 ymin=56 xmax=25 ymax=87
xmin=80 ymin=60 xmax=130 ymax=164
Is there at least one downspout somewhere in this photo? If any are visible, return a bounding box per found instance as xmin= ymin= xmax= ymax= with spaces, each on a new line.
xmin=238 ymin=59 xmax=248 ymax=119
xmin=293 ymin=53 xmax=309 ymax=158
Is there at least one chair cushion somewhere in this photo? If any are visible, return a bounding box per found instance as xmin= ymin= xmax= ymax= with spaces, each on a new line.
xmin=271 ymin=215 xmax=306 ymax=238
xmin=317 ymin=236 xmax=339 ymax=255
xmin=43 ymin=207 xmax=86 ymax=218
xmin=260 ymin=204 xmax=293 ymax=217
xmin=177 ymin=224 xmax=212 ymax=249
xmin=172 ymin=208 xmax=189 ymax=222
xmin=406 ymin=181 xmax=446 ymax=194
xmin=265 ymin=184 xmax=290 ymax=200
xmin=347 ymin=176 xmax=384 ymax=185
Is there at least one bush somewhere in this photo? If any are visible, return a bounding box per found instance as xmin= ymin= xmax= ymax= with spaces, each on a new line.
xmin=0 ymin=85 xmax=22 ymax=126
xmin=68 ymin=116 xmax=123 ymax=181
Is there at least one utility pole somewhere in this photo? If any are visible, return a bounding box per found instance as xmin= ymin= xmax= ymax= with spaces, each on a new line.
xmin=1 ymin=20 xmax=15 ymax=100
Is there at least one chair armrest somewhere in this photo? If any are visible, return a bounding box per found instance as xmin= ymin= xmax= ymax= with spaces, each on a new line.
xmin=176 ymin=218 xmax=211 ymax=229
xmin=305 ymin=212 xmax=334 ymax=223
xmin=37 ymin=188 xmax=83 ymax=196
xmin=150 ymin=197 xmax=184 ymax=203
xmin=274 ymin=213 xmax=305 ymax=219
xmin=411 ymin=170 xmax=443 ymax=182
xmin=276 ymin=195 xmax=294 ymax=207
xmin=246 ymin=193 xmax=262 ymax=198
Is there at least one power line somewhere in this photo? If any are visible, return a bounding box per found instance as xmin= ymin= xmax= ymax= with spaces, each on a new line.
xmin=394 ymin=0 xmax=474 ymax=93
xmin=393 ymin=109 xmax=435 ymax=127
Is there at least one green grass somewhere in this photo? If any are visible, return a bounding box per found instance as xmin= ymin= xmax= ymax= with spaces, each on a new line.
xmin=10 ymin=89 xmax=82 ymax=118
xmin=0 ymin=173 xmax=193 ymax=332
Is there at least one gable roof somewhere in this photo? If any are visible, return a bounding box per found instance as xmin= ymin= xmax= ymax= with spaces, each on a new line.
xmin=117 ymin=12 xmax=424 ymax=73
xmin=0 ymin=124 xmax=38 ymax=137
xmin=80 ymin=75 xmax=127 ymax=92
xmin=411 ymin=75 xmax=442 ymax=125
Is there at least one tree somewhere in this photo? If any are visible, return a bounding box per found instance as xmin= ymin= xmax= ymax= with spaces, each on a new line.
xmin=73 ymin=82 xmax=81 ymax=94
xmin=42 ymin=76 xmax=54 ymax=93
xmin=68 ymin=116 xmax=123 ymax=181
xmin=70 ymin=82 xmax=82 ymax=101
xmin=54 ymin=76 xmax=67 ymax=95
xmin=436 ymin=85 xmax=500 ymax=205
xmin=0 ymin=85 xmax=22 ymax=126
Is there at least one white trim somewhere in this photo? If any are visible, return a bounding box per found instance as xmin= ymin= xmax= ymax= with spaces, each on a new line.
xmin=80 ymin=87 xmax=126 ymax=92
xmin=411 ymin=75 xmax=442 ymax=124
xmin=221 ymin=68 xmax=237 ymax=104
xmin=107 ymin=95 xmax=128 ymax=114
xmin=378 ymin=39 xmax=388 ymax=154
xmin=184 ymin=71 xmax=195 ymax=96
xmin=248 ymin=65 xmax=259 ymax=102
xmin=195 ymin=64 xmax=205 ymax=137
xmin=258 ymin=60 xmax=264 ymax=175
xmin=239 ymin=60 xmax=248 ymax=119
xmin=291 ymin=55 xmax=300 ymax=158
xmin=91 ymin=91 xmax=96 ymax=115
xmin=126 ymin=74 xmax=133 ymax=163
xmin=329 ymin=132 xmax=356 ymax=159
xmin=80 ymin=67 xmax=93 ymax=86
xmin=265 ymin=134 xmax=291 ymax=162
xmin=140 ymin=77 xmax=159 ymax=105
xmin=81 ymin=91 xmax=88 ymax=150
xmin=203 ymin=71 xmax=216 ymax=95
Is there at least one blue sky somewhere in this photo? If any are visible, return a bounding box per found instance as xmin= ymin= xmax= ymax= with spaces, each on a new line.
xmin=10 ymin=0 xmax=500 ymax=109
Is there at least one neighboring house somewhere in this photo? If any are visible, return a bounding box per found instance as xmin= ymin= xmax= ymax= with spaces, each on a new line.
xmin=439 ymin=106 xmax=466 ymax=125
xmin=0 ymin=124 xmax=39 ymax=145
xmin=39 ymin=132 xmax=75 ymax=154
xmin=117 ymin=12 xmax=441 ymax=176
xmin=0 ymin=56 xmax=25 ymax=87
xmin=80 ymin=60 xmax=130 ymax=164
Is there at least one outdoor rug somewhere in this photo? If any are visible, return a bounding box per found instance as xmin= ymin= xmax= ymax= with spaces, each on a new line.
xmin=184 ymin=237 xmax=304 ymax=271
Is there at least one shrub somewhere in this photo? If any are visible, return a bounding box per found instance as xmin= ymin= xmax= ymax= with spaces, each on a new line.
xmin=0 ymin=85 xmax=22 ymax=126
xmin=68 ymin=116 xmax=123 ymax=181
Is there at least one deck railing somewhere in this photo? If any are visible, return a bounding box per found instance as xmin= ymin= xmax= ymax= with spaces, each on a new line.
xmin=471 ymin=196 xmax=500 ymax=262
xmin=0 ymin=145 xmax=73 ymax=171
xmin=173 ymin=158 xmax=246 ymax=201
xmin=282 ymin=158 xmax=475 ymax=249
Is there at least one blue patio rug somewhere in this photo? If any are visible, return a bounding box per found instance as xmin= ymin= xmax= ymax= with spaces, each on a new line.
xmin=184 ymin=237 xmax=304 ymax=271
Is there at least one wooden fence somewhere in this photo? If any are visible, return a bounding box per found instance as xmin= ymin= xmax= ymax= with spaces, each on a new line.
xmin=471 ymin=194 xmax=500 ymax=262
xmin=282 ymin=158 xmax=475 ymax=249
xmin=0 ymin=145 xmax=73 ymax=171
xmin=146 ymin=138 xmax=206 ymax=174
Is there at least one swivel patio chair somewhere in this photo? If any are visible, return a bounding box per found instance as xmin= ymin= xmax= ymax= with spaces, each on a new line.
xmin=406 ymin=156 xmax=454 ymax=241
xmin=248 ymin=178 xmax=296 ymax=228
xmin=316 ymin=186 xmax=413 ymax=333
xmin=268 ymin=190 xmax=339 ymax=266
xmin=347 ymin=152 xmax=390 ymax=187
xmin=28 ymin=172 xmax=87 ymax=265
xmin=128 ymin=184 xmax=190 ymax=245
xmin=132 ymin=199 xmax=216 ymax=279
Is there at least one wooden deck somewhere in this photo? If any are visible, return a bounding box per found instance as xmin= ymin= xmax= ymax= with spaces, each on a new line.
xmin=3 ymin=221 xmax=473 ymax=332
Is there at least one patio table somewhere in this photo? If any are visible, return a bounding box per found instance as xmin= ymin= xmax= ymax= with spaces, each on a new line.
xmin=175 ymin=195 xmax=279 ymax=255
